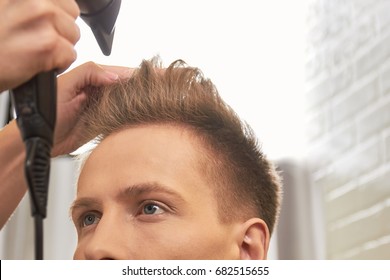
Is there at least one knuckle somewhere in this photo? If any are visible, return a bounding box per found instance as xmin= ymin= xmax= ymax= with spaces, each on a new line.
xmin=69 ymin=1 xmax=81 ymax=18
xmin=38 ymin=28 xmax=58 ymax=53
xmin=84 ymin=61 xmax=99 ymax=70
xmin=38 ymin=38 xmax=77 ymax=72
xmin=28 ymin=1 xmax=54 ymax=19
xmin=57 ymin=0 xmax=80 ymax=19
xmin=73 ymin=24 xmax=81 ymax=44
xmin=58 ymin=47 xmax=77 ymax=70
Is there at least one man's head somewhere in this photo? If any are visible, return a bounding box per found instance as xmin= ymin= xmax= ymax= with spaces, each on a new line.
xmin=71 ymin=58 xmax=282 ymax=260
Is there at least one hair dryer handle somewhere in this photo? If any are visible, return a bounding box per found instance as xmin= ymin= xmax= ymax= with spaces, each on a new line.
xmin=10 ymin=71 xmax=56 ymax=146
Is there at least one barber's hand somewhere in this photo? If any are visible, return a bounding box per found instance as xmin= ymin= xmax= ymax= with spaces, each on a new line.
xmin=0 ymin=62 xmax=131 ymax=228
xmin=53 ymin=62 xmax=133 ymax=156
xmin=0 ymin=0 xmax=80 ymax=92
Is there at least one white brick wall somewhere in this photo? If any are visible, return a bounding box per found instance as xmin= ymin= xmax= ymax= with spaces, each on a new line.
xmin=305 ymin=0 xmax=390 ymax=259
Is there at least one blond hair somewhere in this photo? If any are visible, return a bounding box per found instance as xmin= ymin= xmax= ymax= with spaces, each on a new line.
xmin=80 ymin=58 xmax=282 ymax=234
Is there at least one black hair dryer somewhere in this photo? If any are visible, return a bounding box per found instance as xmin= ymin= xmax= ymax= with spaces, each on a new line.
xmin=10 ymin=0 xmax=121 ymax=260
xmin=77 ymin=0 xmax=122 ymax=56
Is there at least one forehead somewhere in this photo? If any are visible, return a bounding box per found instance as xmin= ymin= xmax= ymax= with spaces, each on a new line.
xmin=84 ymin=124 xmax=203 ymax=168
xmin=77 ymin=124 xmax=214 ymax=201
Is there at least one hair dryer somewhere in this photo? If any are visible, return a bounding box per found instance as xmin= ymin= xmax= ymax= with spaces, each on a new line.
xmin=77 ymin=0 xmax=122 ymax=56
xmin=10 ymin=0 xmax=122 ymax=260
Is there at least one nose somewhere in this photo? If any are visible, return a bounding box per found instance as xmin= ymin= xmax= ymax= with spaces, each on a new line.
xmin=75 ymin=213 xmax=131 ymax=260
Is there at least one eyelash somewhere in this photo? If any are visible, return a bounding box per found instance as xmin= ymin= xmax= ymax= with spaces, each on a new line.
xmin=76 ymin=200 xmax=171 ymax=228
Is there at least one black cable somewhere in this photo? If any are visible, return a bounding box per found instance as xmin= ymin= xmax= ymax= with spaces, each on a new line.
xmin=34 ymin=215 xmax=44 ymax=260
xmin=23 ymin=137 xmax=52 ymax=260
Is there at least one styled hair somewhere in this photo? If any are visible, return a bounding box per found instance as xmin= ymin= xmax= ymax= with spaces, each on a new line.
xmin=80 ymin=58 xmax=282 ymax=235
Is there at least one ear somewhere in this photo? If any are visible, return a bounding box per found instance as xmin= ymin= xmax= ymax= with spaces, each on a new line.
xmin=238 ymin=218 xmax=270 ymax=260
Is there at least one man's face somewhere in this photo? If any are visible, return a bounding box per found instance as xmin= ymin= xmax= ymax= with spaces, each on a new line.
xmin=72 ymin=124 xmax=242 ymax=259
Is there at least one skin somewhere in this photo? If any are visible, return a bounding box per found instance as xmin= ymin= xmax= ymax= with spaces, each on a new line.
xmin=73 ymin=124 xmax=270 ymax=260
xmin=0 ymin=62 xmax=133 ymax=229
xmin=0 ymin=0 xmax=80 ymax=92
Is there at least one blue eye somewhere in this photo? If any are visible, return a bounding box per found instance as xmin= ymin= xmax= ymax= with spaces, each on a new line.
xmin=82 ymin=213 xmax=100 ymax=227
xmin=143 ymin=203 xmax=164 ymax=215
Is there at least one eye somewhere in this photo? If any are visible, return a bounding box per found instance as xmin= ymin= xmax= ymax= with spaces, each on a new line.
xmin=82 ymin=212 xmax=101 ymax=227
xmin=142 ymin=202 xmax=165 ymax=215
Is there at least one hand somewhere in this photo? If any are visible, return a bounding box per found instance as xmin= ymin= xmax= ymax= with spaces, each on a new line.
xmin=0 ymin=61 xmax=131 ymax=229
xmin=53 ymin=62 xmax=133 ymax=156
xmin=0 ymin=0 xmax=80 ymax=92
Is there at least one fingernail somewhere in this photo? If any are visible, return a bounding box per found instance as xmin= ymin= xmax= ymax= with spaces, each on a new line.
xmin=122 ymin=68 xmax=134 ymax=77
xmin=105 ymin=71 xmax=119 ymax=81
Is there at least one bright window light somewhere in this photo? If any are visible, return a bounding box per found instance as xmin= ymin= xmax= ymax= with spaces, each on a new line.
xmin=71 ymin=0 xmax=309 ymax=161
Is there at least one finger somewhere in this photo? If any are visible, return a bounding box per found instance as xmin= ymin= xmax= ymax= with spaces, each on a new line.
xmin=55 ymin=0 xmax=80 ymax=19
xmin=59 ymin=63 xmax=133 ymax=106
xmin=57 ymin=62 xmax=130 ymax=97
xmin=52 ymin=38 xmax=78 ymax=71
xmin=42 ymin=36 xmax=77 ymax=72
xmin=99 ymin=65 xmax=135 ymax=80
xmin=80 ymin=62 xmax=134 ymax=88
xmin=53 ymin=10 xmax=81 ymax=45
xmin=7 ymin=0 xmax=52 ymax=28
xmin=85 ymin=62 xmax=133 ymax=81
xmin=12 ymin=0 xmax=80 ymax=45
xmin=10 ymin=21 xmax=77 ymax=74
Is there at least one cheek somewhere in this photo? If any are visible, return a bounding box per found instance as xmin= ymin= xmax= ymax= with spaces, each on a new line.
xmin=73 ymin=223 xmax=237 ymax=259
xmin=134 ymin=221 xmax=235 ymax=259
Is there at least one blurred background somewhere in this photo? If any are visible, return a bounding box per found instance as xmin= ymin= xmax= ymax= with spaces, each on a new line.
xmin=1 ymin=0 xmax=389 ymax=259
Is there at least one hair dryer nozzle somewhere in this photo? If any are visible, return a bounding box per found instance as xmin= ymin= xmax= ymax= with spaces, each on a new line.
xmin=76 ymin=0 xmax=122 ymax=56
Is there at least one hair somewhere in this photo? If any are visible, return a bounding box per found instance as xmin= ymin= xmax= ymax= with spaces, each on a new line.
xmin=80 ymin=57 xmax=282 ymax=235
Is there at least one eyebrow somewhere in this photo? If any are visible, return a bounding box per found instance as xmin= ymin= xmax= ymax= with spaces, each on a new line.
xmin=69 ymin=198 xmax=101 ymax=221
xmin=120 ymin=182 xmax=186 ymax=203
xmin=69 ymin=182 xmax=185 ymax=219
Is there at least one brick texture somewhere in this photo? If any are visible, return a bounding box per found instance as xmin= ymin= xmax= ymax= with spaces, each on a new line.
xmin=305 ymin=0 xmax=390 ymax=259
